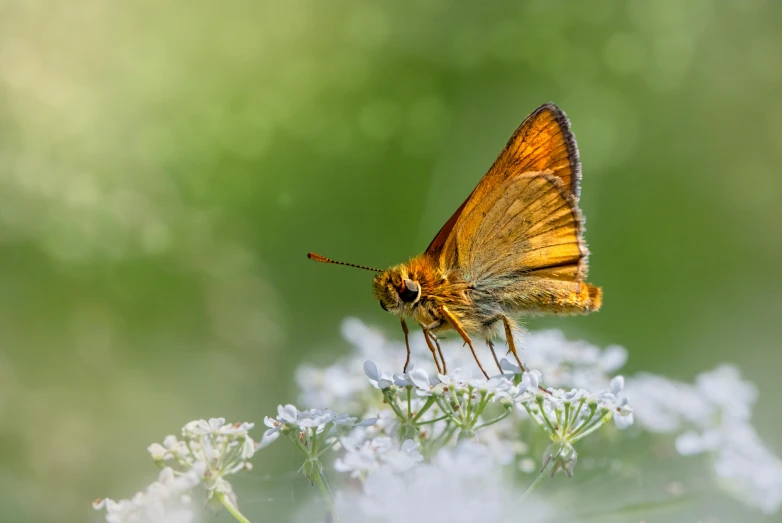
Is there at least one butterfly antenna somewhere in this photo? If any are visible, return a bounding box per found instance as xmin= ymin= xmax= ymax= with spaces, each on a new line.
xmin=307 ymin=252 xmax=383 ymax=273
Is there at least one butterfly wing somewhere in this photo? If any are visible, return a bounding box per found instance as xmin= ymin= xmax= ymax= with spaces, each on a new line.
xmin=425 ymin=103 xmax=592 ymax=293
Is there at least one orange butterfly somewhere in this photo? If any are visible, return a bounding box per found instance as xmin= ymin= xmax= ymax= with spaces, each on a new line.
xmin=309 ymin=103 xmax=601 ymax=378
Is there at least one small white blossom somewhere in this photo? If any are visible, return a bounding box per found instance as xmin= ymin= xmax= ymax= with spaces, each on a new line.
xmin=437 ymin=368 xmax=514 ymax=398
xmin=335 ymin=437 xmax=423 ymax=477
xmin=146 ymin=418 xmax=257 ymax=507
xmin=261 ymin=404 xmax=376 ymax=448
xmin=628 ymin=365 xmax=782 ymax=514
xmin=364 ymin=360 xmax=395 ymax=390
xmin=517 ymin=370 xmax=541 ymax=395
xmin=364 ymin=360 xmax=437 ymax=394
xmin=514 ymin=374 xmax=633 ymax=475
xmin=93 ymin=467 xmax=200 ymax=523
xmin=335 ymin=441 xmax=556 ymax=523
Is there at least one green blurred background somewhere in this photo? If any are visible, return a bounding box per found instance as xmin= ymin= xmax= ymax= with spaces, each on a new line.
xmin=1 ymin=0 xmax=781 ymax=521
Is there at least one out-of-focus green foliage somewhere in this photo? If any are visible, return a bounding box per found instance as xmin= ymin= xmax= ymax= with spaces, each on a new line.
xmin=0 ymin=0 xmax=780 ymax=521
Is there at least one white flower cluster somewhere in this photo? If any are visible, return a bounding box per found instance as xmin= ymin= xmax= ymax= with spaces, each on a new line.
xmin=299 ymin=323 xmax=634 ymax=520
xmin=627 ymin=365 xmax=782 ymax=514
xmin=515 ymin=375 xmax=632 ymax=476
xmin=261 ymin=404 xmax=376 ymax=448
xmin=518 ymin=375 xmax=634 ymax=432
xmin=147 ymin=418 xmax=257 ymax=505
xmin=94 ymin=418 xmax=258 ymax=523
xmin=293 ymin=319 xmax=781 ymax=520
xmin=334 ymin=441 xmax=555 ymax=523
xmin=511 ymin=329 xmax=628 ymax=390
xmin=297 ymin=319 xmax=628 ymax=413
xmin=92 ymin=467 xmax=200 ymax=523
xmin=335 ymin=437 xmax=424 ymax=478
xmin=365 ymin=360 xmax=515 ymax=398
xmin=92 ymin=319 xmax=782 ymax=523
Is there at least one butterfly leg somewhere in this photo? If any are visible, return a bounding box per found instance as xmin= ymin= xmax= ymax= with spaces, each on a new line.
xmin=440 ymin=305 xmax=489 ymax=379
xmin=421 ymin=320 xmax=447 ymax=374
xmin=401 ymin=318 xmax=411 ymax=373
xmin=487 ymin=340 xmax=503 ymax=373
xmin=501 ymin=315 xmax=528 ymax=373
xmin=422 ymin=326 xmax=443 ymax=374
xmin=430 ymin=332 xmax=446 ymax=374
xmin=502 ymin=316 xmax=551 ymax=395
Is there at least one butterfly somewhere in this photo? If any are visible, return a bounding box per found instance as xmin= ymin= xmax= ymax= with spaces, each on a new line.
xmin=309 ymin=103 xmax=601 ymax=378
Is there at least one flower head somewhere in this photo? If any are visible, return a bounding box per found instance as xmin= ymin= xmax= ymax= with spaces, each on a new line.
xmin=93 ymin=467 xmax=200 ymax=523
xmin=261 ymin=404 xmax=376 ymax=449
xmin=146 ymin=418 xmax=257 ymax=508
xmin=515 ymin=374 xmax=632 ymax=476
xmin=335 ymin=437 xmax=423 ymax=478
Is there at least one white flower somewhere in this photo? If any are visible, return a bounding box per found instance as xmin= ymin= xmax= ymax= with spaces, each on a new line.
xmin=260 ymin=404 xmax=376 ymax=449
xmin=695 ymin=364 xmax=757 ymax=421
xmin=147 ymin=443 xmax=168 ymax=461
xmin=383 ymin=440 xmax=424 ymax=473
xmin=145 ymin=418 xmax=258 ymax=505
xmin=93 ymin=467 xmax=199 ymax=523
xmin=365 ymin=360 xmax=438 ymax=394
xmin=610 ymin=375 xmax=625 ymax=394
xmin=364 ymin=360 xmax=394 ymax=390
xmin=499 ymin=357 xmax=522 ymax=375
xmin=335 ymin=441 xmax=556 ymax=523
xmin=519 ymin=370 xmax=541 ymax=394
xmin=512 ymin=329 xmax=629 ymax=390
xmin=515 ymin=376 xmax=634 ymax=475
xmin=295 ymin=319 xmax=423 ymax=412
xmin=335 ymin=437 xmax=423 ymax=477
xmin=406 ymin=367 xmax=433 ymax=390
xmin=627 ymin=366 xmax=782 ymax=514
xmin=613 ymin=398 xmax=634 ymax=430
xmin=437 ymin=368 xmax=513 ymax=398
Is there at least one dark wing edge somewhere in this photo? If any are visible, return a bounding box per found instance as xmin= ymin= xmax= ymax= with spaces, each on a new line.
xmin=513 ymin=103 xmax=582 ymax=199
xmin=424 ymin=102 xmax=582 ymax=260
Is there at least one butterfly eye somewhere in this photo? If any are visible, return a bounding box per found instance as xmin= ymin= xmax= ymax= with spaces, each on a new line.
xmin=398 ymin=279 xmax=420 ymax=303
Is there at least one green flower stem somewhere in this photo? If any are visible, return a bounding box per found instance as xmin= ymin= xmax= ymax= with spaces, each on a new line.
xmin=288 ymin=433 xmax=309 ymax=458
xmin=522 ymin=402 xmax=545 ymax=430
xmin=411 ymin=396 xmax=437 ymax=423
xmin=407 ymin=387 xmax=412 ymax=417
xmin=427 ymin=421 xmax=457 ymax=453
xmin=435 ymin=395 xmax=455 ymax=417
xmin=312 ymin=468 xmax=341 ymax=523
xmin=458 ymin=392 xmax=472 ymax=427
xmin=571 ymin=412 xmax=612 ymax=444
xmin=416 ymin=414 xmax=449 ymax=425
xmin=218 ymin=492 xmax=252 ymax=523
xmin=384 ymin=390 xmax=407 ymax=420
xmin=310 ymin=430 xmax=321 ymax=456
xmin=314 ymin=438 xmax=340 ymax=458
xmin=520 ymin=453 xmax=557 ymax=503
xmin=469 ymin=392 xmax=490 ymax=426
xmin=473 ymin=407 xmax=512 ymax=431
xmin=535 ymin=396 xmax=559 ymax=434
xmin=568 ymin=403 xmax=598 ymax=439
xmin=464 ymin=386 xmax=475 ymax=423
xmin=566 ymin=398 xmax=586 ymax=433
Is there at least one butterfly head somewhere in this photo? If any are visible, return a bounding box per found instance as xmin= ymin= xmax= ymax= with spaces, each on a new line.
xmin=373 ymin=266 xmax=422 ymax=314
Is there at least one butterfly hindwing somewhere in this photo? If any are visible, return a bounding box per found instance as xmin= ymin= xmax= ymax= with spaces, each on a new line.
xmin=466 ymin=172 xmax=587 ymax=280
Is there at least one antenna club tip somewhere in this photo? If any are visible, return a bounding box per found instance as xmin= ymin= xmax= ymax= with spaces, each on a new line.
xmin=306 ymin=252 xmax=382 ymax=272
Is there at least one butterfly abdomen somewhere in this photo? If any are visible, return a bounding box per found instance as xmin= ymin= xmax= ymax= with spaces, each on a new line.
xmin=483 ymin=276 xmax=602 ymax=316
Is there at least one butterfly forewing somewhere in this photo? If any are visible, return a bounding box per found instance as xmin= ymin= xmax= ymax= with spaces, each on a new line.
xmin=425 ymin=103 xmax=589 ymax=288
